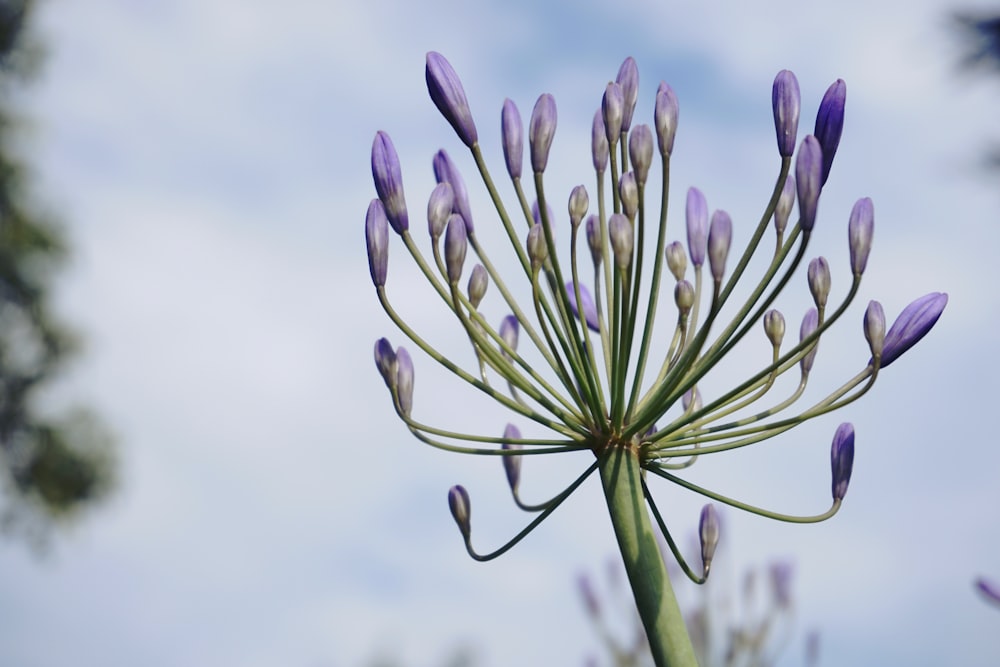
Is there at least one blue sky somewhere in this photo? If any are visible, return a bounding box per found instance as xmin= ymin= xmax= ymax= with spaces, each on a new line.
xmin=1 ymin=0 xmax=998 ymax=665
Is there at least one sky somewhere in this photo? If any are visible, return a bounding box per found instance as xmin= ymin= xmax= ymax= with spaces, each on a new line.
xmin=1 ymin=0 xmax=999 ymax=665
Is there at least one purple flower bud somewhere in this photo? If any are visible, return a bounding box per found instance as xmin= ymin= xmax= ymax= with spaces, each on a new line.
xmin=674 ymin=279 xmax=695 ymax=315
xmin=427 ymin=182 xmax=455 ymax=242
xmin=371 ymin=131 xmax=408 ymax=234
xmin=771 ymin=70 xmax=800 ymax=157
xmin=864 ymin=300 xmax=885 ymax=360
xmin=566 ymin=282 xmax=599 ymax=332
xmin=848 ymin=197 xmax=874 ymax=275
xmin=774 ymin=174 xmax=795 ymax=236
xmin=501 ymin=98 xmax=524 ymax=180
xmin=799 ymin=308 xmax=819 ymax=374
xmin=366 ymin=199 xmax=389 ymax=287
xmin=807 ymin=257 xmax=831 ymax=309
xmin=764 ymin=309 xmax=785 ymax=348
xmin=529 ymin=93 xmax=557 ymax=173
xmin=501 ymin=423 xmax=522 ymax=492
xmin=975 ymin=578 xmax=1000 ymax=606
xmin=433 ymin=149 xmax=474 ymax=233
xmin=609 ymin=213 xmax=634 ymax=270
xmin=591 ymin=109 xmax=609 ymax=173
xmin=880 ymin=292 xmax=947 ymax=368
xmin=708 ymin=210 xmax=732 ymax=283
xmin=373 ymin=337 xmax=397 ymax=390
xmin=444 ymin=214 xmax=468 ymax=284
xmin=569 ymin=185 xmax=589 ymax=228
xmin=526 ymin=223 xmax=548 ymax=270
xmin=585 ymin=215 xmax=603 ymax=269
xmin=616 ymin=57 xmax=639 ymax=132
xmin=795 ymin=135 xmax=822 ymax=232
xmin=699 ymin=504 xmax=720 ymax=576
xmin=682 ymin=387 xmax=702 ymax=412
xmin=499 ymin=314 xmax=519 ymax=357
xmin=620 ymin=171 xmax=638 ymax=220
xmin=686 ymin=187 xmax=708 ymax=267
xmin=654 ymin=82 xmax=679 ymax=157
xmin=830 ymin=422 xmax=854 ymax=502
xmin=467 ymin=264 xmax=488 ymax=308
xmin=602 ymin=82 xmax=624 ymax=145
xmin=814 ymin=79 xmax=846 ymax=186
xmin=425 ymin=52 xmax=478 ymax=148
xmin=395 ymin=346 xmax=414 ymax=416
xmin=665 ymin=241 xmax=687 ymax=281
xmin=448 ymin=484 xmax=471 ymax=539
xmin=629 ymin=124 xmax=654 ymax=186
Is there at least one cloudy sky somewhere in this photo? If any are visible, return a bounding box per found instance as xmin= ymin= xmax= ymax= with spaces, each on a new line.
xmin=1 ymin=0 xmax=998 ymax=665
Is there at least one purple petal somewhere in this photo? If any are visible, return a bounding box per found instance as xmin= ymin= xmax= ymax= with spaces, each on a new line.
xmin=565 ymin=282 xmax=599 ymax=332
xmin=880 ymin=293 xmax=947 ymax=368
xmin=814 ymin=79 xmax=846 ymax=186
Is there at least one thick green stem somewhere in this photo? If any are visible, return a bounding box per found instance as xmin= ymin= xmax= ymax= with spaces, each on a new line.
xmin=598 ymin=444 xmax=698 ymax=667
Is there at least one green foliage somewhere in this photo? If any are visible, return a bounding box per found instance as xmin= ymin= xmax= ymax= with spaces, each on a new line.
xmin=0 ymin=0 xmax=114 ymax=539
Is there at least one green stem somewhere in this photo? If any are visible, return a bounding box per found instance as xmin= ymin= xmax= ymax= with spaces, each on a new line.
xmin=598 ymin=444 xmax=698 ymax=667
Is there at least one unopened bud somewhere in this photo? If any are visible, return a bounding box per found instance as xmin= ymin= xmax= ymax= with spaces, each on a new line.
xmin=795 ymin=135 xmax=822 ymax=232
xmin=686 ymin=187 xmax=708 ymax=267
xmin=448 ymin=485 xmax=471 ymax=539
xmin=848 ymin=197 xmax=874 ymax=275
xmin=682 ymin=387 xmax=702 ymax=412
xmin=501 ymin=423 xmax=522 ymax=493
xmin=699 ymin=504 xmax=720 ymax=576
xmin=433 ymin=149 xmax=474 ymax=232
xmin=499 ymin=314 xmax=519 ymax=359
xmin=374 ymin=338 xmax=397 ymax=390
xmin=814 ymin=79 xmax=846 ymax=186
xmin=654 ymin=82 xmax=679 ymax=157
xmin=620 ymin=172 xmax=639 ymax=220
xmin=366 ymin=199 xmax=389 ymax=287
xmin=771 ymin=69 xmax=800 ymax=157
xmin=467 ymin=264 xmax=488 ymax=308
xmin=708 ymin=210 xmax=732 ymax=283
xmin=586 ymin=215 xmax=603 ymax=269
xmin=774 ymin=174 xmax=795 ymax=236
xmin=609 ymin=213 xmax=634 ymax=270
xmin=527 ymin=224 xmax=548 ymax=270
xmin=616 ymin=56 xmax=639 ymax=132
xmin=427 ymin=182 xmax=455 ymax=242
xmin=799 ymin=308 xmax=819 ymax=374
xmin=881 ymin=292 xmax=948 ymax=368
xmin=674 ymin=279 xmax=695 ymax=315
xmin=830 ymin=423 xmax=855 ymax=501
xmin=566 ymin=282 xmax=600 ymax=332
xmin=864 ymin=300 xmax=885 ymax=360
xmin=371 ymin=131 xmax=408 ymax=234
xmin=444 ymin=214 xmax=468 ymax=283
xmin=602 ymin=82 xmax=624 ymax=145
xmin=629 ymin=124 xmax=654 ymax=186
xmin=425 ymin=52 xmax=478 ymax=147
xmin=665 ymin=241 xmax=687 ymax=281
xmin=807 ymin=257 xmax=831 ymax=309
xmin=569 ymin=185 xmax=589 ymax=228
xmin=501 ymin=98 xmax=524 ymax=180
xmin=763 ymin=309 xmax=786 ymax=348
xmin=592 ymin=109 xmax=609 ymax=173
xmin=529 ymin=93 xmax=557 ymax=173
xmin=395 ymin=346 xmax=414 ymax=416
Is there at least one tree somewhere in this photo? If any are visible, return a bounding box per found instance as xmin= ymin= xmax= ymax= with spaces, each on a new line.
xmin=0 ymin=0 xmax=113 ymax=542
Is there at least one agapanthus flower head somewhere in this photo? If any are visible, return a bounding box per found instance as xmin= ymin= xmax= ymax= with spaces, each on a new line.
xmin=365 ymin=54 xmax=944 ymax=590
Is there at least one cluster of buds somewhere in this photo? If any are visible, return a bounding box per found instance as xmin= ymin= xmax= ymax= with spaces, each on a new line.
xmin=366 ymin=52 xmax=946 ymax=579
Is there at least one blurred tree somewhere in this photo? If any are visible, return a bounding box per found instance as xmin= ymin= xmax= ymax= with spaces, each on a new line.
xmin=954 ymin=10 xmax=1000 ymax=168
xmin=0 ymin=0 xmax=113 ymax=542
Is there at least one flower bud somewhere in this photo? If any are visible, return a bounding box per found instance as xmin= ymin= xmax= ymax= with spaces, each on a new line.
xmin=864 ymin=300 xmax=885 ymax=360
xmin=444 ymin=214 xmax=468 ymax=283
xmin=499 ymin=314 xmax=519 ymax=360
xmin=433 ymin=149 xmax=474 ymax=232
xmin=674 ymin=279 xmax=695 ymax=315
xmin=373 ymin=337 xmax=397 ymax=390
xmin=881 ymin=292 xmax=947 ymax=368
xmin=448 ymin=485 xmax=471 ymax=539
xmin=425 ymin=52 xmax=478 ymax=147
xmin=501 ymin=98 xmax=524 ymax=180
xmin=814 ymin=79 xmax=846 ymax=186
xmin=763 ymin=309 xmax=785 ymax=348
xmin=795 ymin=135 xmax=822 ymax=232
xmin=566 ymin=282 xmax=600 ymax=332
xmin=774 ymin=174 xmax=795 ymax=236
xmin=771 ymin=70 xmax=800 ymax=157
xmin=371 ymin=131 xmax=408 ymax=234
xmin=699 ymin=504 xmax=720 ymax=576
xmin=602 ymin=82 xmax=624 ymax=145
xmin=395 ymin=346 xmax=414 ymax=416
xmin=569 ymin=185 xmax=589 ymax=228
xmin=609 ymin=213 xmax=633 ymax=270
xmin=501 ymin=423 xmax=522 ymax=493
xmin=616 ymin=56 xmax=639 ymax=132
xmin=366 ymin=199 xmax=389 ymax=287
xmin=807 ymin=257 xmax=831 ymax=309
xmin=591 ymin=109 xmax=609 ymax=174
xmin=628 ymin=124 xmax=654 ymax=186
xmin=665 ymin=241 xmax=687 ymax=281
xmin=526 ymin=223 xmax=548 ymax=270
xmin=529 ymin=93 xmax=557 ymax=173
xmin=654 ymin=82 xmax=679 ymax=156
xmin=580 ymin=217 xmax=600 ymax=271
xmin=467 ymin=264 xmax=488 ymax=308
xmin=799 ymin=308 xmax=819 ymax=374
xmin=830 ymin=422 xmax=855 ymax=501
xmin=686 ymin=187 xmax=708 ymax=267
xmin=620 ymin=171 xmax=639 ymax=221
xmin=708 ymin=210 xmax=732 ymax=283
xmin=682 ymin=387 xmax=702 ymax=412
xmin=848 ymin=197 xmax=874 ymax=275
xmin=427 ymin=182 xmax=455 ymax=242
